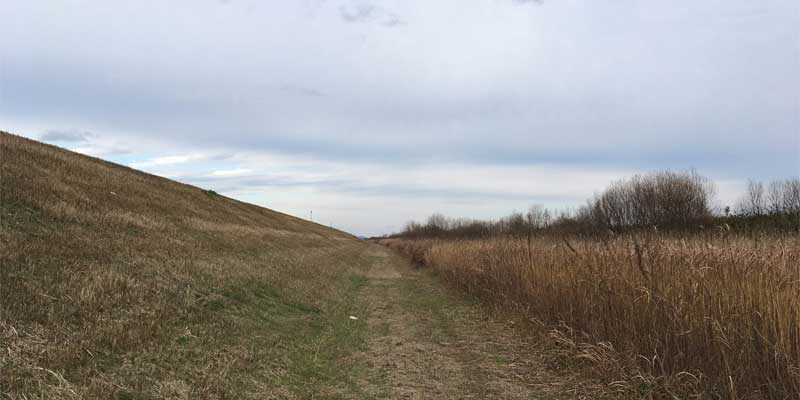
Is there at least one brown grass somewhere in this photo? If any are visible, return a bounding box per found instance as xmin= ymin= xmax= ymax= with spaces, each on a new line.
xmin=0 ymin=131 xmax=375 ymax=398
xmin=381 ymin=234 xmax=800 ymax=399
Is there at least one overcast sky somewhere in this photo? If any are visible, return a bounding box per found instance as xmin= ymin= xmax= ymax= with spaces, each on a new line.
xmin=2 ymin=0 xmax=798 ymax=236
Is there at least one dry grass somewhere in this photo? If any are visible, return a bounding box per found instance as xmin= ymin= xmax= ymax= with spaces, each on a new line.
xmin=381 ymin=234 xmax=800 ymax=399
xmin=0 ymin=132 xmax=376 ymax=398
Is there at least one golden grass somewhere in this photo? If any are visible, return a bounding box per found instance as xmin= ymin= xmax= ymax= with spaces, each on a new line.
xmin=0 ymin=131 xmax=374 ymax=398
xmin=381 ymin=234 xmax=800 ymax=399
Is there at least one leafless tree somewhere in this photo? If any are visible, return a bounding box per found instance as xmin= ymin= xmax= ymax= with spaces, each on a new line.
xmin=740 ymin=180 xmax=766 ymax=216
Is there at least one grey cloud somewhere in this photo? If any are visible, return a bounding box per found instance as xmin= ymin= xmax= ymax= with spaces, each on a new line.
xmin=181 ymin=171 xmax=569 ymax=204
xmin=382 ymin=14 xmax=406 ymax=27
xmin=338 ymin=2 xmax=405 ymax=27
xmin=339 ymin=3 xmax=376 ymax=23
xmin=40 ymin=130 xmax=94 ymax=142
xmin=278 ymin=84 xmax=325 ymax=97
xmin=2 ymin=0 xmax=798 ymax=234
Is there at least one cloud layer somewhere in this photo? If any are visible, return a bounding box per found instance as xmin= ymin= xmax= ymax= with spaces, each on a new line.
xmin=2 ymin=0 xmax=798 ymax=235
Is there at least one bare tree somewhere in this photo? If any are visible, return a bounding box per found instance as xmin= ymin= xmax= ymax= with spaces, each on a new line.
xmin=526 ymin=205 xmax=548 ymax=230
xmin=767 ymin=180 xmax=785 ymax=215
xmin=783 ymin=178 xmax=800 ymax=213
xmin=591 ymin=170 xmax=714 ymax=230
xmin=740 ymin=180 xmax=766 ymax=216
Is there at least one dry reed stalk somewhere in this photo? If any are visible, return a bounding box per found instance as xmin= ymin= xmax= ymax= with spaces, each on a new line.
xmin=383 ymin=234 xmax=800 ymax=399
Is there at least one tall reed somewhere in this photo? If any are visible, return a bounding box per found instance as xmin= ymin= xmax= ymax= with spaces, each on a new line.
xmin=383 ymin=234 xmax=800 ymax=399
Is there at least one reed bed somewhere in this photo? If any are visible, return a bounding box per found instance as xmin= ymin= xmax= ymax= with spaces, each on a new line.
xmin=382 ymin=234 xmax=800 ymax=399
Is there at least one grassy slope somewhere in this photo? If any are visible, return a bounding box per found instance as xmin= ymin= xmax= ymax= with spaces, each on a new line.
xmin=0 ymin=132 xmax=376 ymax=399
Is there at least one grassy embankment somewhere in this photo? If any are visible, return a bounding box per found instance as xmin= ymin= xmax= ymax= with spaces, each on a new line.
xmin=0 ymin=132 xmax=378 ymax=398
xmin=381 ymin=234 xmax=800 ymax=399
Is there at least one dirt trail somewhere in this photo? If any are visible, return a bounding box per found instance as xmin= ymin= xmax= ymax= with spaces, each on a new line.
xmin=352 ymin=245 xmax=587 ymax=399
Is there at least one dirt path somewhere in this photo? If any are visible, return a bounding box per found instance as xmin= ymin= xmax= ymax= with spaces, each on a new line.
xmin=351 ymin=245 xmax=589 ymax=399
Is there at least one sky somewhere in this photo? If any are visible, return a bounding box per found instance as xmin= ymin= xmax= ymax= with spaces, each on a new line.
xmin=2 ymin=0 xmax=798 ymax=236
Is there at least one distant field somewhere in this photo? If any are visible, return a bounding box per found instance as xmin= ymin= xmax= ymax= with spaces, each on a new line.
xmin=382 ymin=234 xmax=800 ymax=399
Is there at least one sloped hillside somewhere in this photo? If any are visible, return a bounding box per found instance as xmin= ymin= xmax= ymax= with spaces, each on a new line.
xmin=0 ymin=132 xmax=375 ymax=398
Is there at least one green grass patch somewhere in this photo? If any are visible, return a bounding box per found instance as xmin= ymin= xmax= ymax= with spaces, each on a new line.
xmin=395 ymin=274 xmax=459 ymax=345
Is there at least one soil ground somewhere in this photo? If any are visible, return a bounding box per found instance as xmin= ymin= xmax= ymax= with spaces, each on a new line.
xmin=347 ymin=244 xmax=593 ymax=399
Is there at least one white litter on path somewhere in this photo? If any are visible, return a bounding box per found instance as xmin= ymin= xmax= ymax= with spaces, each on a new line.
xmin=349 ymin=316 xmax=358 ymax=320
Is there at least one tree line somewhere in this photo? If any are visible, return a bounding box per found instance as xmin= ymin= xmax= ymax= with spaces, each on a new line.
xmin=391 ymin=170 xmax=800 ymax=239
